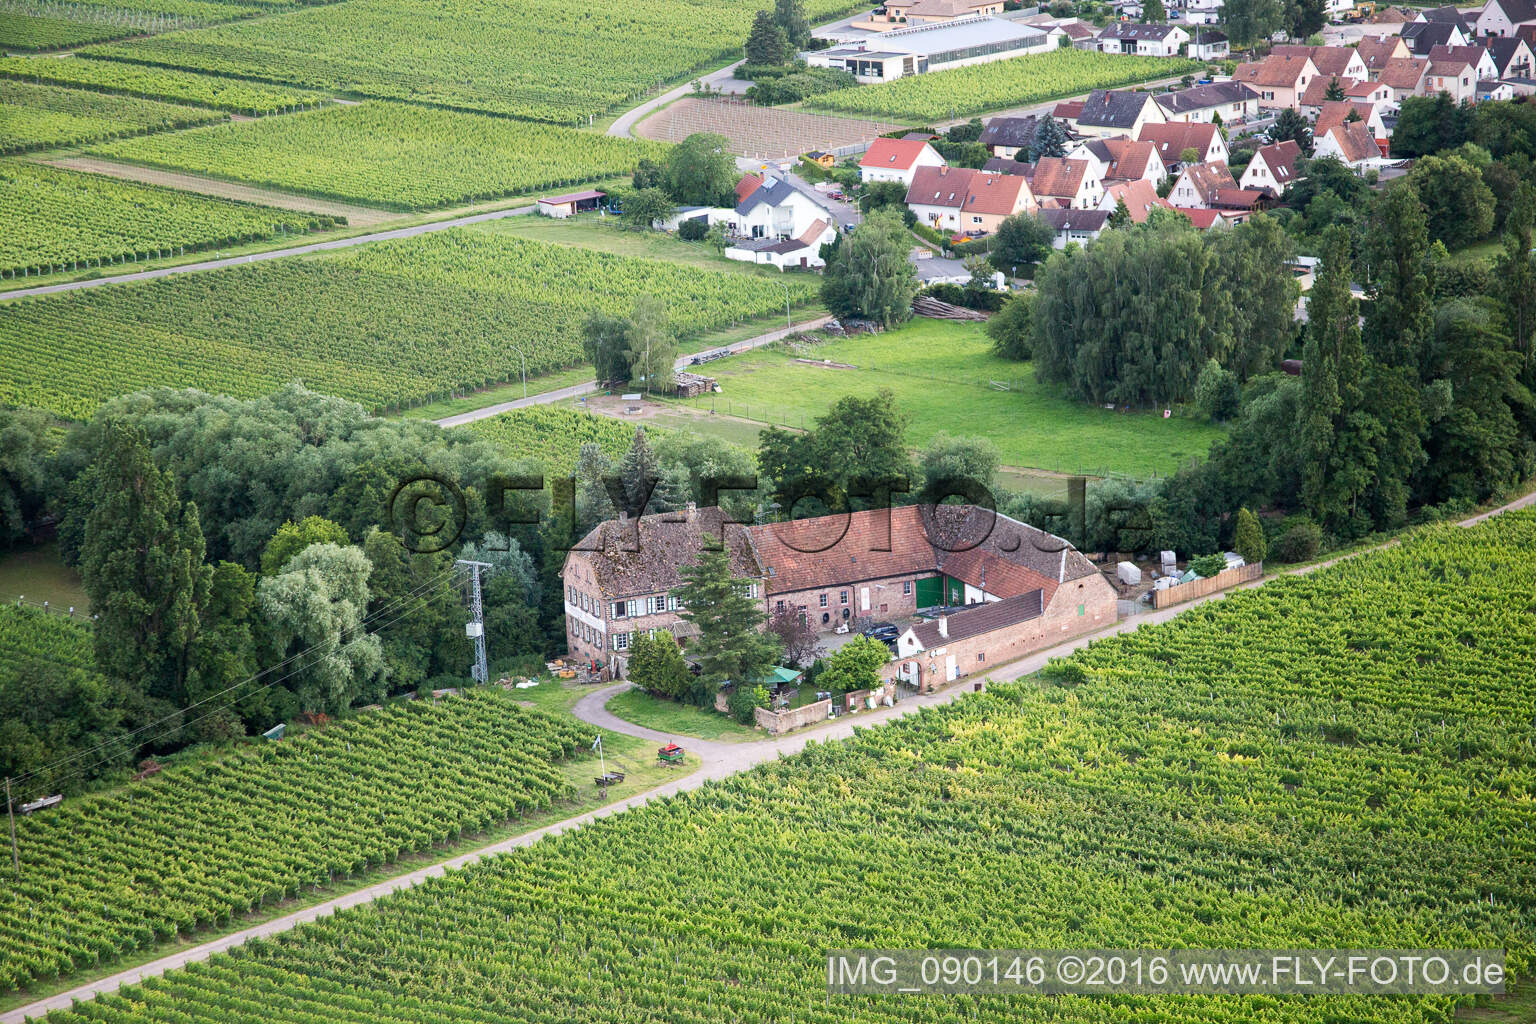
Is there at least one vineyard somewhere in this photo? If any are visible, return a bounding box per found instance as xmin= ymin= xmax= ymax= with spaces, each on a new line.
xmin=0 ymin=79 xmax=226 ymax=154
xmin=465 ymin=406 xmax=646 ymax=479
xmin=15 ymin=514 xmax=1533 ymax=1022
xmin=0 ymin=0 xmax=295 ymax=50
xmin=0 ymin=603 xmax=95 ymax=679
xmin=0 ymin=162 xmax=340 ymax=281
xmin=90 ymin=100 xmax=669 ymax=209
xmin=0 ymin=689 xmax=592 ymax=995
xmin=0 ymin=55 xmax=322 ymax=115
xmin=79 ymin=0 xmax=868 ymax=123
xmin=0 ymin=228 xmax=821 ymax=418
xmin=806 ymin=50 xmax=1202 ymax=122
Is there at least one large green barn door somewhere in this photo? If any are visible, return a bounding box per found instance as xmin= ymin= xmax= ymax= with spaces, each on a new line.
xmin=914 ymin=576 xmax=942 ymax=609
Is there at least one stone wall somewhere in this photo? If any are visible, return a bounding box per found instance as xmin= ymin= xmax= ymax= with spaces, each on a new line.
xmin=755 ymin=699 xmax=831 ymax=735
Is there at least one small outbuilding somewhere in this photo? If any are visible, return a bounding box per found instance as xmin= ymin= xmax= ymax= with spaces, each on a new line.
xmin=1116 ymin=561 xmax=1142 ymax=586
xmin=537 ymin=189 xmax=606 ymax=218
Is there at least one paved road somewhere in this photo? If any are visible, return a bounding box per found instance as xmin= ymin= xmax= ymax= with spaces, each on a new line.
xmin=607 ymin=61 xmax=746 ymax=139
xmin=431 ymin=314 xmax=832 ymax=428
xmin=0 ymin=203 xmax=536 ymax=302
xmin=7 ymin=488 xmax=1533 ymax=1024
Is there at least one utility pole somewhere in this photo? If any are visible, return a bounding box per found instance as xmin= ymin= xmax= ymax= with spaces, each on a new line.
xmin=5 ymin=777 xmax=17 ymax=878
xmin=457 ymin=560 xmax=492 ymax=684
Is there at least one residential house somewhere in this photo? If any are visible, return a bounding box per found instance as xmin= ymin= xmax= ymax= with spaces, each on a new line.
xmin=726 ymin=175 xmax=837 ymax=270
xmin=1039 ymin=208 xmax=1110 ymax=247
xmin=563 ymin=504 xmax=1118 ymax=687
xmin=1378 ymin=56 xmax=1431 ymax=101
xmin=1155 ymin=80 xmax=1261 ymax=122
xmin=1238 ymin=139 xmax=1303 ymax=196
xmin=1425 ymin=56 xmax=1479 ymax=100
xmin=903 ymin=165 xmax=1036 ymax=234
xmin=1428 ymin=43 xmax=1500 ymax=80
xmin=982 ymin=156 xmax=1033 ymax=175
xmin=1100 ymin=138 xmax=1165 ymax=184
xmin=1479 ymin=79 xmax=1519 ymax=98
xmin=1053 ymin=98 xmax=1087 ymax=125
xmin=1271 ymin=44 xmax=1369 ymax=81
xmin=905 ymin=165 xmax=976 ymax=232
xmin=1208 ymin=188 xmax=1267 ymax=222
xmin=1401 ymin=20 xmax=1468 ymax=55
xmin=1314 ymin=119 xmax=1384 ymax=168
xmin=1417 ymin=4 xmax=1474 ymax=33
xmin=1137 ymin=120 xmax=1227 ymax=171
xmin=1169 ymin=160 xmax=1238 ymax=208
xmin=1490 ymin=36 xmax=1536 ymax=77
xmin=1097 ymin=22 xmax=1190 ymax=55
xmin=1058 ymin=20 xmax=1100 ymax=47
xmin=1187 ymin=28 xmax=1229 ymax=59
xmin=959 ymin=170 xmax=1037 ymax=232
xmin=1315 ymin=99 xmax=1389 ymax=143
xmin=1172 ymin=0 xmax=1223 ymax=25
xmin=1233 ymin=55 xmax=1321 ymax=109
xmin=1028 ymin=156 xmax=1103 ymax=208
xmin=1357 ymin=35 xmax=1410 ymax=79
xmin=1064 ymin=136 xmax=1114 ymax=177
xmin=1476 ymin=0 xmax=1536 ymax=38
xmin=1176 ymin=207 xmax=1230 ymax=229
xmin=876 ymin=0 xmax=1005 ymax=26
xmin=1076 ymin=88 xmax=1167 ymax=137
xmin=1097 ymin=177 xmax=1175 ymax=221
xmin=859 ymin=137 xmax=946 ymax=184
xmin=1299 ymin=76 xmax=1392 ymax=114
xmin=978 ymin=114 xmax=1041 ymax=159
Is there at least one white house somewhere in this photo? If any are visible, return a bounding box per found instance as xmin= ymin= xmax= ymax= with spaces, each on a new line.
xmin=1075 ymin=88 xmax=1167 ymax=138
xmin=1238 ymin=139 xmax=1303 ymax=196
xmin=1475 ymin=0 xmax=1536 ymax=38
xmin=725 ymin=175 xmax=838 ymax=270
xmin=1169 ymin=160 xmax=1238 ymax=209
xmin=1427 ymin=43 xmax=1500 ymax=82
xmin=1039 ymin=208 xmax=1110 ymax=248
xmin=1027 ymin=156 xmax=1104 ymax=209
xmin=1313 ymin=120 xmax=1384 ymax=171
xmin=1187 ymin=28 xmax=1229 ymax=59
xmin=1096 ymin=22 xmax=1190 ymax=55
xmin=860 ymin=137 xmax=946 ymax=184
xmin=1154 ymin=80 xmax=1261 ymax=123
xmin=1137 ymin=121 xmax=1227 ymax=170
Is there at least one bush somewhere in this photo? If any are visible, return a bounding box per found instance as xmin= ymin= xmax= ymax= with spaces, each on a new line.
xmin=1271 ymin=519 xmax=1323 ymax=563
xmin=677 ymin=217 xmax=708 ymax=241
xmin=1193 ymin=358 xmax=1241 ymax=421
xmin=726 ymin=683 xmax=770 ymax=723
xmin=1189 ymin=553 xmax=1227 ymax=578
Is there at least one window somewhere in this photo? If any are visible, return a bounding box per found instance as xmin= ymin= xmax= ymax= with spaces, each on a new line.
xmin=821 ymin=612 xmax=830 ymax=625
xmin=903 ymin=580 xmax=912 ymax=596
xmin=977 ymin=653 xmax=985 ymax=662
xmin=819 ymin=593 xmax=828 ymax=607
xmin=840 ymin=590 xmax=848 ymax=605
xmin=776 ymin=600 xmax=785 ymax=612
xmin=1078 ymin=603 xmax=1085 ymax=616
xmin=567 ymin=585 xmax=575 ymax=604
xmin=611 ymin=601 xmax=623 ymax=619
xmin=613 ymin=632 xmax=631 ymax=651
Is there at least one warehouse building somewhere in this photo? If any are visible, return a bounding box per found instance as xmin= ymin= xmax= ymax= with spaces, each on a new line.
xmin=804 ymin=16 xmax=1050 ymax=82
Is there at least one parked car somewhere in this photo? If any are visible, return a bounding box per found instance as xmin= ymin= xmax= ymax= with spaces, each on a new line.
xmin=861 ymin=623 xmax=900 ymax=642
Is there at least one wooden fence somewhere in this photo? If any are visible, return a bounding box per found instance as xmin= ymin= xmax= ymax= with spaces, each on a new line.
xmin=1151 ymin=562 xmax=1263 ymax=609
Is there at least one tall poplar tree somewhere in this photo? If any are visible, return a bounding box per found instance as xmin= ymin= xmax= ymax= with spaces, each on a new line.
xmin=674 ymin=550 xmax=780 ymax=701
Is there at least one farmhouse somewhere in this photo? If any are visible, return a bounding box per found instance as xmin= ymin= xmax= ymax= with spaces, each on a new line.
xmin=561 ymin=504 xmax=1117 ymax=688
xmin=860 ymin=136 xmax=947 ymax=183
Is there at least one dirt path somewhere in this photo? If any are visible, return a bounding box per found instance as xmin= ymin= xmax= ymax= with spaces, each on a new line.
xmin=37 ymin=156 xmax=394 ymax=225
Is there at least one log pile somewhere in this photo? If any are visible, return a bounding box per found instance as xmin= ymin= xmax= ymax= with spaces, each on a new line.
xmin=912 ymin=295 xmax=989 ymax=321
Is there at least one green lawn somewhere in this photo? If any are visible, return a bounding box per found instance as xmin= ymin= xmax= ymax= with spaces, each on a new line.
xmin=668 ymin=319 xmax=1226 ymax=478
xmin=0 ymin=542 xmax=89 ymax=611
xmin=1457 ymin=979 xmax=1535 ymax=1023
xmin=604 ymin=686 xmax=759 ymax=742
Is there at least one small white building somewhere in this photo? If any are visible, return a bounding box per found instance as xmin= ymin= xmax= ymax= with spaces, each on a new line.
xmin=725 ymin=174 xmax=838 ymax=270
xmin=1096 ymin=22 xmax=1190 ymax=56
xmin=859 ymin=137 xmax=947 ymax=185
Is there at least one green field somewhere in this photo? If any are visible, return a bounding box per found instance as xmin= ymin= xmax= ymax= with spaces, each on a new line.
xmin=91 ymin=101 xmax=670 ymax=210
xmin=806 ymin=50 xmax=1201 ymax=122
xmin=81 ymin=0 xmax=866 ymax=124
xmin=464 ymin=406 xmax=642 ymax=479
xmin=0 ymin=55 xmax=322 ymax=114
xmin=0 ymin=78 xmax=225 ymax=153
xmin=0 ymin=543 xmax=88 ymax=610
xmin=604 ymin=686 xmax=759 ymax=742
xmin=0 ymin=228 xmax=820 ymax=419
xmin=0 ymin=0 xmax=265 ymax=52
xmin=25 ymin=512 xmax=1533 ymax=1024
xmin=672 ymin=319 xmax=1225 ymax=477
xmin=0 ymin=161 xmax=339 ymax=279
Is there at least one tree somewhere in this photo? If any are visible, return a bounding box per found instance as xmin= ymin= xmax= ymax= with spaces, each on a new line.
xmin=773 ymin=0 xmax=810 ymax=50
xmin=627 ymin=630 xmax=692 ymax=699
xmin=260 ymin=515 xmax=349 ymax=575
xmin=726 ymin=682 xmax=770 ymax=723
xmin=620 ymin=187 xmax=675 ymax=230
xmin=767 ymin=606 xmax=822 ymax=668
xmin=1222 ymin=0 xmax=1285 ymax=46
xmin=990 ymin=212 xmax=1054 ymax=272
xmin=1492 ymin=184 xmax=1536 ymax=381
xmin=1391 ymin=93 xmax=1473 ymax=158
xmin=820 ymin=210 xmax=918 ymax=327
xmin=1140 ymin=0 xmax=1165 ymax=20
xmin=583 ymin=310 xmax=633 ymax=384
xmin=1179 ymin=146 xmax=1202 ymax=166
xmin=664 ymin=133 xmax=738 ymax=206
xmin=1362 ymin=182 xmax=1434 ymax=371
xmin=745 ymin=8 xmax=790 ymax=64
xmin=624 ymin=295 xmax=677 ymax=392
xmin=859 ymin=180 xmax=909 ymax=216
xmin=362 ymin=528 xmax=467 ymax=691
xmin=1194 ymin=358 xmax=1241 ymax=421
xmin=677 ymin=216 xmax=708 ymax=241
xmin=917 ymin=432 xmax=999 ymax=504
xmin=256 ymin=543 xmax=385 ymax=713
xmin=755 ymin=391 xmax=914 ymax=511
xmin=1270 ymin=107 xmax=1313 ymax=155
xmin=619 ymin=427 xmax=679 ymax=516
xmin=1323 ymin=76 xmax=1345 ymax=101
xmin=674 ymin=549 xmax=780 ymax=700
xmin=1031 ymin=116 xmax=1070 ymax=160
xmin=816 ymin=635 xmax=889 ymax=696
xmin=632 ymin=158 xmax=665 ymax=191
xmin=1233 ymin=507 xmax=1267 ymax=564
xmin=0 ymin=408 xmax=49 ymax=549
xmin=574 ymin=442 xmax=618 ymax=530
xmin=1106 ymin=197 xmax=1132 ymax=230
xmin=79 ymin=422 xmax=209 ymax=707
xmin=985 ymin=293 xmax=1033 ymax=360
xmin=1210 ymin=213 xmax=1300 ymax=379
xmin=1189 ymin=552 xmax=1227 ymax=577
xmin=185 ymin=560 xmax=260 ymax=739
xmin=1407 ymin=153 xmax=1495 ymax=249
xmin=1289 ymin=0 xmax=1325 ymax=39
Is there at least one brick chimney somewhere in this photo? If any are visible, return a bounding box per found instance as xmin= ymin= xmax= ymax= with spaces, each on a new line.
xmin=938 ymin=615 xmax=948 ymax=639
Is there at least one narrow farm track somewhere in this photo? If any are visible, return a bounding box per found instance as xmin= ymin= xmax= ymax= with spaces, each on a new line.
xmin=6 ymin=487 xmax=1533 ymax=1024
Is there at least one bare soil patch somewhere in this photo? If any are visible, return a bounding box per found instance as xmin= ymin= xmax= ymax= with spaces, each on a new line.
xmin=636 ymin=97 xmax=904 ymax=160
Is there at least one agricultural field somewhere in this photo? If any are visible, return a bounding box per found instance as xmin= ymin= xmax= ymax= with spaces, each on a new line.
xmin=806 ymin=50 xmax=1202 ymax=122
xmin=0 ymin=55 xmax=322 ymax=114
xmin=0 ymin=162 xmax=340 ymax=279
xmin=22 ymin=513 xmax=1535 ymax=1024
xmin=0 ymin=79 xmax=226 ymax=153
xmin=80 ymin=0 xmax=866 ymax=123
xmin=0 ymin=0 xmax=265 ymax=51
xmin=90 ymin=100 xmax=668 ymax=209
xmin=465 ymin=407 xmax=642 ymax=479
xmin=673 ymin=320 xmax=1224 ymax=477
xmin=0 ymin=689 xmax=591 ymax=995
xmin=0 ymin=229 xmax=821 ymax=419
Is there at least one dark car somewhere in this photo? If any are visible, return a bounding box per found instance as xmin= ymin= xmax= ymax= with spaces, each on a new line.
xmin=861 ymin=623 xmax=900 ymax=642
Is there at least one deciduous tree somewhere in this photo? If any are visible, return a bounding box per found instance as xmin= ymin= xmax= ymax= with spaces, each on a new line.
xmin=821 ymin=210 xmax=918 ymax=327
xmin=260 ymin=515 xmax=349 ymax=575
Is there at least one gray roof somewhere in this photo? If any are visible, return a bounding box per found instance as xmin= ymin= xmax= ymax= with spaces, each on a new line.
xmin=857 ymin=16 xmax=1045 ymax=57
xmin=1401 ymin=21 xmax=1457 ymax=53
xmin=1099 ymin=21 xmax=1181 ymax=39
xmin=908 ymin=590 xmax=1044 ymax=648
xmin=1418 ymin=4 xmax=1471 ymax=31
xmin=1191 ymin=28 xmax=1227 ymax=43
xmin=735 ymin=176 xmax=816 ymax=216
xmin=982 ymin=156 xmax=1033 ymax=175
xmin=1078 ymin=88 xmax=1153 ymax=128
xmin=1492 ymin=0 xmax=1536 ymax=21
xmin=978 ymin=115 xmax=1041 ymax=149
xmin=1038 ymin=208 xmax=1110 ymax=231
xmin=1490 ymin=36 xmax=1532 ymax=74
xmin=1155 ymin=80 xmax=1258 ymax=114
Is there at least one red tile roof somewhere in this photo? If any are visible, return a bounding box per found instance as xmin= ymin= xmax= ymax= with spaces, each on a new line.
xmin=1211 ymin=188 xmax=1265 ymax=210
xmin=1356 ymin=34 xmax=1406 ymax=70
xmin=1137 ymin=122 xmax=1219 ymax=163
xmin=860 ymin=137 xmax=939 ymax=171
xmin=1270 ymin=44 xmax=1359 ymax=77
xmin=1101 ymin=138 xmax=1159 ymax=182
xmin=1028 ymin=156 xmax=1088 ymax=199
xmin=1179 ymin=207 xmax=1223 ymax=228
xmin=1247 ymin=140 xmax=1302 ymax=192
xmin=905 ymin=165 xmax=976 ymax=208
xmin=1314 ymin=101 xmax=1376 ymax=134
xmin=735 ymin=174 xmax=763 ymax=203
xmin=1322 ymin=120 xmax=1381 ymax=163
xmin=1300 ymin=75 xmax=1361 ymax=106
xmin=1233 ymin=55 xmax=1315 ymax=88
xmin=1053 ymin=99 xmax=1086 ymax=120
xmin=1103 ymin=178 xmax=1172 ymax=222
xmin=1379 ymin=56 xmax=1429 ymax=90
xmin=962 ymin=171 xmax=1032 ymax=216
xmin=1177 ymin=160 xmax=1237 ymax=203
